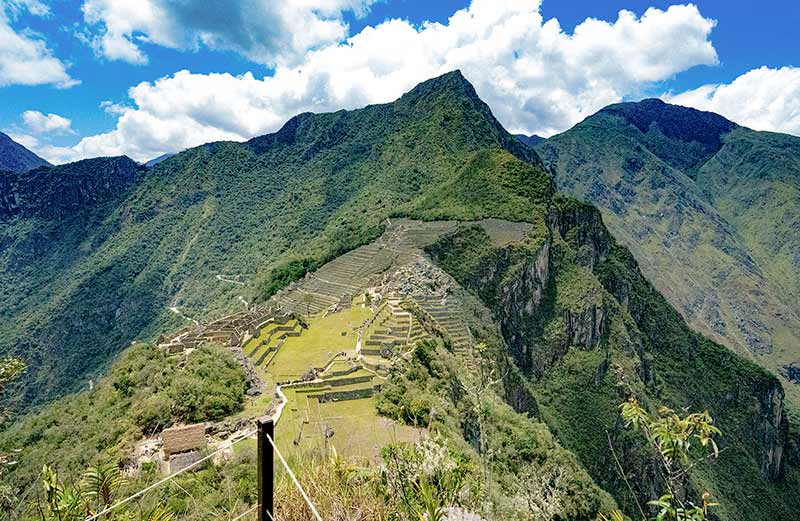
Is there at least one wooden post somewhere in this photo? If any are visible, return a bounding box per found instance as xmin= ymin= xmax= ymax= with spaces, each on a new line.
xmin=257 ymin=416 xmax=274 ymax=521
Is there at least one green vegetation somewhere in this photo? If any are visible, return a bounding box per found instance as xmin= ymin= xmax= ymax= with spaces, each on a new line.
xmin=2 ymin=72 xmax=799 ymax=521
xmin=618 ymin=398 xmax=721 ymax=521
xmin=40 ymin=462 xmax=174 ymax=521
xmin=405 ymin=147 xmax=553 ymax=221
xmin=0 ymin=71 xmax=543 ymax=412
xmin=0 ymin=343 xmax=246 ymax=501
xmin=537 ymin=99 xmax=800 ymax=404
xmin=425 ymin=198 xmax=800 ymax=520
xmin=378 ymin=340 xmax=618 ymax=519
xmin=0 ymin=356 xmax=25 ymax=423
xmin=260 ymin=258 xmax=320 ymax=300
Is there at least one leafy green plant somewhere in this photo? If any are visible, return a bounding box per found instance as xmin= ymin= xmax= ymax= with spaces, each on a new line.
xmin=41 ymin=462 xmax=174 ymax=521
xmin=0 ymin=356 xmax=25 ymax=423
xmin=380 ymin=437 xmax=471 ymax=520
xmin=618 ymin=397 xmax=722 ymax=521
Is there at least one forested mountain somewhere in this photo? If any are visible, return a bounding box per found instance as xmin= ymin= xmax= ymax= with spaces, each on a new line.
xmin=0 ymin=71 xmax=536 ymax=408
xmin=537 ymin=99 xmax=800 ymax=398
xmin=0 ymin=132 xmax=50 ymax=173
xmin=2 ymin=73 xmax=799 ymax=520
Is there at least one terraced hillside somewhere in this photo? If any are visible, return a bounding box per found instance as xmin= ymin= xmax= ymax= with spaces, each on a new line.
xmin=155 ymin=218 xmax=535 ymax=458
xmin=1 ymin=71 xmax=542 ymax=409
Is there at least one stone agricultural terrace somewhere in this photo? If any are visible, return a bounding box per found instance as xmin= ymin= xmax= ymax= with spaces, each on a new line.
xmin=158 ymin=218 xmax=533 ymax=458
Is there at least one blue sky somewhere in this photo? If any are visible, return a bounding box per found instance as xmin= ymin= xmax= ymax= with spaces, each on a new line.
xmin=1 ymin=0 xmax=798 ymax=163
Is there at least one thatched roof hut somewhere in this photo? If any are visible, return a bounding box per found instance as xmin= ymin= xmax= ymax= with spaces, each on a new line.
xmin=162 ymin=424 xmax=206 ymax=458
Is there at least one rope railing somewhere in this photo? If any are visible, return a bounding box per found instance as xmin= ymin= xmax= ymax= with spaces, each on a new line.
xmin=79 ymin=416 xmax=321 ymax=521
xmin=230 ymin=503 xmax=260 ymax=521
xmin=83 ymin=428 xmax=257 ymax=521
xmin=265 ymin=432 xmax=322 ymax=521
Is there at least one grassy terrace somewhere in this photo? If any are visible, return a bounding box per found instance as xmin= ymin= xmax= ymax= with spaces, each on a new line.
xmin=268 ymin=306 xmax=370 ymax=380
xmin=277 ymin=389 xmax=421 ymax=458
xmin=237 ymin=219 xmax=537 ymax=458
xmin=237 ymin=302 xmax=422 ymax=458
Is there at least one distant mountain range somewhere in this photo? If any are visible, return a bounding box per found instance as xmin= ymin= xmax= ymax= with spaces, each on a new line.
xmin=0 ymin=132 xmax=50 ymax=173
xmin=144 ymin=152 xmax=176 ymax=168
xmin=2 ymin=73 xmax=799 ymax=520
xmin=536 ymin=99 xmax=800 ymax=399
xmin=514 ymin=133 xmax=545 ymax=147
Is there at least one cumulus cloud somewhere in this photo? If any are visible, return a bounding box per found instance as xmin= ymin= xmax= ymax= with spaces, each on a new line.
xmin=664 ymin=66 xmax=800 ymax=136
xmin=22 ymin=110 xmax=75 ymax=134
xmin=80 ymin=0 xmax=378 ymax=66
xmin=50 ymin=0 xmax=719 ymax=163
xmin=0 ymin=2 xmax=77 ymax=88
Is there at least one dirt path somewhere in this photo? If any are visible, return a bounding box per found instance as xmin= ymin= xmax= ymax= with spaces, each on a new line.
xmin=168 ymin=306 xmax=199 ymax=325
xmin=216 ymin=274 xmax=245 ymax=285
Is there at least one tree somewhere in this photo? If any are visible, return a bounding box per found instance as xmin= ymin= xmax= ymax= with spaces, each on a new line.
xmin=514 ymin=463 xmax=568 ymax=520
xmin=0 ymin=356 xmax=26 ymax=423
xmin=602 ymin=397 xmax=722 ymax=521
xmin=0 ymin=357 xmax=26 ymax=508
xmin=41 ymin=462 xmax=174 ymax=521
xmin=380 ymin=437 xmax=471 ymax=520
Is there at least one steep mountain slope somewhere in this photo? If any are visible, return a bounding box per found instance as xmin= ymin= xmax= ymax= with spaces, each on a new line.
xmin=0 ymin=71 xmax=539 ymax=408
xmin=0 ymin=132 xmax=50 ymax=173
xmin=0 ymin=157 xmax=148 ymax=406
xmin=5 ymin=138 xmax=800 ymax=520
xmin=144 ymin=152 xmax=176 ymax=167
xmin=536 ymin=100 xmax=800 ymax=396
xmin=3 ymin=72 xmax=800 ymax=520
xmin=425 ymin=197 xmax=800 ymax=520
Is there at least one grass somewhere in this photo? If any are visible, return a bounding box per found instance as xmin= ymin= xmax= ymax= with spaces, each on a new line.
xmin=242 ymin=322 xmax=282 ymax=355
xmin=277 ymin=387 xmax=421 ymax=459
xmin=234 ymin=302 xmax=418 ymax=461
xmin=267 ymin=306 xmax=370 ymax=380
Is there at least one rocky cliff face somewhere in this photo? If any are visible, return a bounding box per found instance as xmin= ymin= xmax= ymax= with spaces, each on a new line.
xmin=550 ymin=199 xmax=790 ymax=483
xmin=537 ymin=103 xmax=800 ymax=401
xmin=0 ymin=156 xmax=143 ymax=220
xmin=427 ymin=198 xmax=797 ymax=519
xmin=754 ymin=379 xmax=788 ymax=480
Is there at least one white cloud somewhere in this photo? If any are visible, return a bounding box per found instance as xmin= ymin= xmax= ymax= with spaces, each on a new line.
xmin=22 ymin=110 xmax=75 ymax=134
xmin=50 ymin=0 xmax=719 ymax=163
xmin=0 ymin=2 xmax=77 ymax=88
xmin=6 ymin=0 xmax=50 ymax=17
xmin=5 ymin=131 xmax=40 ymax=150
xmin=664 ymin=66 xmax=800 ymax=136
xmin=80 ymin=0 xmax=378 ymax=66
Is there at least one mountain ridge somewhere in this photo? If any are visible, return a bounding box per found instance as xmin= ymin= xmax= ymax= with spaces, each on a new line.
xmin=537 ymin=98 xmax=800 ymax=399
xmin=0 ymin=131 xmax=50 ymax=173
xmin=0 ymin=69 xmax=544 ymax=408
xmin=2 ymin=72 xmax=800 ymax=521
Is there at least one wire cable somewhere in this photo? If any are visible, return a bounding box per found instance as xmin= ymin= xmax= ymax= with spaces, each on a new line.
xmin=265 ymin=433 xmax=322 ymax=521
xmin=229 ymin=503 xmax=259 ymax=521
xmin=83 ymin=428 xmax=257 ymax=521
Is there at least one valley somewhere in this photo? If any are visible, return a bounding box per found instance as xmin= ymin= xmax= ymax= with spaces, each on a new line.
xmin=1 ymin=72 xmax=799 ymax=521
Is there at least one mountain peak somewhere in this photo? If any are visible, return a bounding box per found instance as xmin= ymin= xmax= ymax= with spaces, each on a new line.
xmin=250 ymin=71 xmax=543 ymax=167
xmin=0 ymin=131 xmax=50 ymax=173
xmin=400 ymin=69 xmax=477 ymax=102
xmin=599 ymin=98 xmax=737 ymax=151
